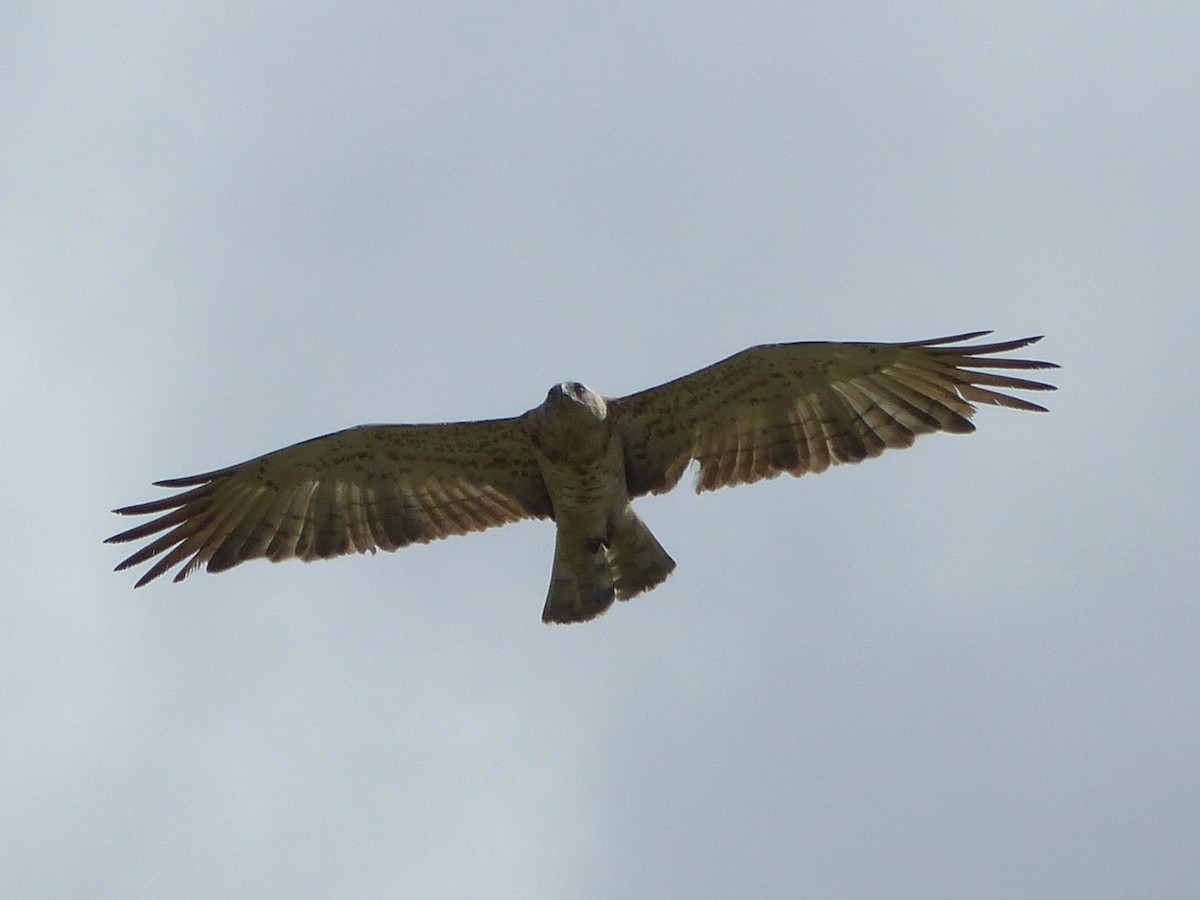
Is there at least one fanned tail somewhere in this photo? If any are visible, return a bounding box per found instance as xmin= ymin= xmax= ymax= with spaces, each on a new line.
xmin=541 ymin=510 xmax=675 ymax=624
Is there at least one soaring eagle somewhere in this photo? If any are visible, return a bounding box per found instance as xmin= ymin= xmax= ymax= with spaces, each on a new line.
xmin=109 ymin=332 xmax=1056 ymax=623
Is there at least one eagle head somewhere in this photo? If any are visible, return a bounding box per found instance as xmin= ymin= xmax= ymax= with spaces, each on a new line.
xmin=545 ymin=381 xmax=608 ymax=420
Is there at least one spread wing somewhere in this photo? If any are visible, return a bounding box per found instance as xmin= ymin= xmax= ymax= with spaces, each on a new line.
xmin=610 ymin=332 xmax=1057 ymax=496
xmin=107 ymin=418 xmax=552 ymax=587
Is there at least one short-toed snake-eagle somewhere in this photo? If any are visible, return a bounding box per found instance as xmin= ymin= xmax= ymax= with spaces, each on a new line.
xmin=108 ymin=332 xmax=1056 ymax=623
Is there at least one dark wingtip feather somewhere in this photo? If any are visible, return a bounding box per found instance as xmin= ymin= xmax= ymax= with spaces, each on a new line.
xmin=153 ymin=465 xmax=236 ymax=489
xmin=111 ymin=500 xmax=173 ymax=517
xmin=953 ymin=334 xmax=1042 ymax=355
xmin=154 ymin=475 xmax=204 ymax=488
xmin=904 ymin=330 xmax=993 ymax=346
xmin=134 ymin=566 xmax=166 ymax=588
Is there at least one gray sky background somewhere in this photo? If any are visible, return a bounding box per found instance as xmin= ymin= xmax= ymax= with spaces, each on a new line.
xmin=4 ymin=3 xmax=1198 ymax=898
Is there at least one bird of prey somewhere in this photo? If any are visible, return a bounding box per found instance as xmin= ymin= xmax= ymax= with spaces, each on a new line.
xmin=108 ymin=332 xmax=1056 ymax=624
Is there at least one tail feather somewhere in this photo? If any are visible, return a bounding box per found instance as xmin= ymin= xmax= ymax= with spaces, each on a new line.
xmin=610 ymin=512 xmax=675 ymax=601
xmin=541 ymin=511 xmax=676 ymax=624
xmin=541 ymin=531 xmax=615 ymax=624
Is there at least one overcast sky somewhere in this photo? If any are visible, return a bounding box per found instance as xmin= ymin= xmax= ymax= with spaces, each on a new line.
xmin=4 ymin=3 xmax=1199 ymax=898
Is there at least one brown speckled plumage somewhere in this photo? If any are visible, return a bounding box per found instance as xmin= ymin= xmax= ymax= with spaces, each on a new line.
xmin=108 ymin=332 xmax=1057 ymax=623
